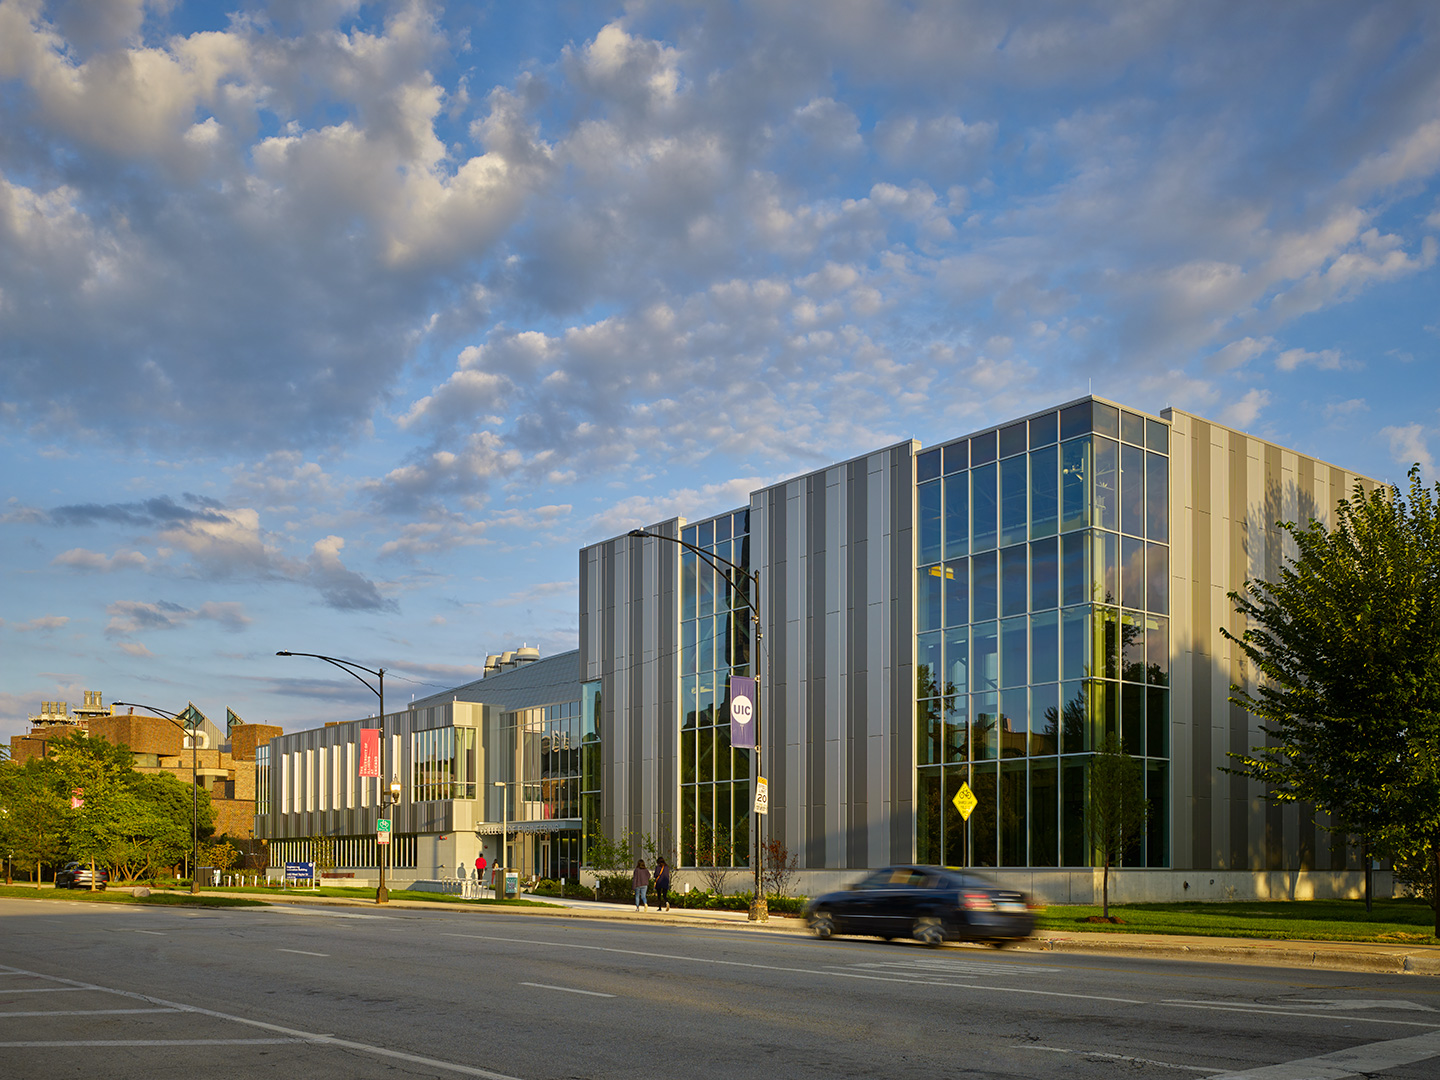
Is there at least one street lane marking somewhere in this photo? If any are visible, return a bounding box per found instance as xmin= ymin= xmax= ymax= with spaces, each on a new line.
xmin=519 ymin=982 xmax=615 ymax=998
xmin=1163 ymin=1001 xmax=1440 ymax=1030
xmin=0 ymin=1009 xmax=183 ymax=1018
xmin=1021 ymin=1045 xmax=1223 ymax=1073
xmin=440 ymin=933 xmax=1142 ymax=1005
xmin=1205 ymin=1028 xmax=1440 ymax=1080
xmin=277 ymin=949 xmax=329 ymax=957
xmin=1284 ymin=999 xmax=1435 ymax=1013
xmin=133 ymin=930 xmax=165 ymax=935
xmin=0 ymin=988 xmax=90 ymax=994
xmin=0 ymin=1039 xmax=307 ymax=1047
xmin=0 ymin=964 xmax=525 ymax=1080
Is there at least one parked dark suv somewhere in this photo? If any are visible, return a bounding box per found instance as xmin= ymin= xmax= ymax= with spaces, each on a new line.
xmin=55 ymin=862 xmax=109 ymax=890
xmin=805 ymin=865 xmax=1034 ymax=946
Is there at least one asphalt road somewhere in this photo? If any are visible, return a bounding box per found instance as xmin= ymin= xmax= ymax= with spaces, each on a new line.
xmin=3 ymin=895 xmax=1440 ymax=1080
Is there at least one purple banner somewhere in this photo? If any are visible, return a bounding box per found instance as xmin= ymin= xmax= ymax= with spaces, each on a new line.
xmin=729 ymin=675 xmax=756 ymax=749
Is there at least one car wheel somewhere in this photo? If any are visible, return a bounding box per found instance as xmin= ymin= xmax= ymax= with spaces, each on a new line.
xmin=809 ymin=910 xmax=837 ymax=940
xmin=913 ymin=915 xmax=946 ymax=947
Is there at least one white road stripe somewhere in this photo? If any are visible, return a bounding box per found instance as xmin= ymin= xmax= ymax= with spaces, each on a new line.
xmin=519 ymin=982 xmax=615 ymax=998
xmin=133 ymin=930 xmax=165 ymax=935
xmin=441 ymin=933 xmax=1143 ymax=1005
xmin=0 ymin=1039 xmax=306 ymax=1047
xmin=1206 ymin=1028 xmax=1440 ymax=1080
xmin=1020 ymin=1045 xmax=1223 ymax=1073
xmin=1163 ymin=1002 xmax=1440 ymax=1030
xmin=0 ymin=988 xmax=89 ymax=995
xmin=0 ymin=965 xmax=525 ymax=1080
xmin=0 ymin=1009 xmax=182 ymax=1018
xmin=277 ymin=949 xmax=329 ymax=957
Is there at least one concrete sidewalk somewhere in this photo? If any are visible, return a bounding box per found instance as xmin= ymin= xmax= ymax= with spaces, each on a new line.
xmin=198 ymin=887 xmax=1440 ymax=976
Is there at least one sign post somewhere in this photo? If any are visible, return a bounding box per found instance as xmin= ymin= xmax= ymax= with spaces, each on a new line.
xmin=376 ymin=818 xmax=392 ymax=845
xmin=754 ymin=777 xmax=769 ymax=815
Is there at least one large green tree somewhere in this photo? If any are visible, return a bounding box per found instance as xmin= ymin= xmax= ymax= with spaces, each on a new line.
xmin=42 ymin=732 xmax=216 ymax=883
xmin=0 ymin=757 xmax=68 ymax=885
xmin=1223 ymin=467 xmax=1440 ymax=933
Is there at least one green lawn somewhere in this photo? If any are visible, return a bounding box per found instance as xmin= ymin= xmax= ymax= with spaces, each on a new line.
xmin=0 ymin=884 xmax=266 ymax=908
xmin=1035 ymin=898 xmax=1439 ymax=944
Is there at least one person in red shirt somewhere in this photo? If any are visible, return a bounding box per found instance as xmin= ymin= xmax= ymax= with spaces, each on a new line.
xmin=475 ymin=852 xmax=487 ymax=883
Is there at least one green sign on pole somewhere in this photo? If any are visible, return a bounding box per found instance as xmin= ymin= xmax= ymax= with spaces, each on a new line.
xmin=376 ymin=818 xmax=392 ymax=845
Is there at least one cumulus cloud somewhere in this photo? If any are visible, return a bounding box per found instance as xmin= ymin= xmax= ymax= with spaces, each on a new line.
xmin=306 ymin=536 xmax=396 ymax=612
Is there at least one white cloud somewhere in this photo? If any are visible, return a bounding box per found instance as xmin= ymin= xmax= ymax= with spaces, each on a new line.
xmin=1380 ymin=423 xmax=1435 ymax=474
xmin=12 ymin=615 xmax=70 ymax=633
xmin=52 ymin=548 xmax=148 ymax=572
xmin=1275 ymin=348 xmax=1344 ymax=372
xmin=104 ymin=599 xmax=251 ymax=637
xmin=1220 ymin=388 xmax=1271 ymax=429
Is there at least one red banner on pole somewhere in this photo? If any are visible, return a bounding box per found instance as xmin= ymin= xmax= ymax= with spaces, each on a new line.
xmin=359 ymin=728 xmax=380 ymax=778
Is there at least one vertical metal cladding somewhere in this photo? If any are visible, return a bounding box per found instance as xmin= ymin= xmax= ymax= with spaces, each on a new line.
xmin=579 ymin=521 xmax=681 ymax=847
xmin=1165 ymin=407 xmax=1374 ymax=873
xmin=753 ymin=440 xmax=916 ymax=871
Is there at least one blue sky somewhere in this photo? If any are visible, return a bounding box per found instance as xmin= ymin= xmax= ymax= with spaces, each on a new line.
xmin=3 ymin=0 xmax=1438 ymax=742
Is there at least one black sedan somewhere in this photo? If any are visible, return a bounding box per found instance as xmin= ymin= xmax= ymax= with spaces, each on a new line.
xmin=55 ymin=862 xmax=109 ymax=890
xmin=805 ymin=865 xmax=1034 ymax=946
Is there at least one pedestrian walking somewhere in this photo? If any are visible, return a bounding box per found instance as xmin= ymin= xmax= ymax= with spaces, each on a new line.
xmin=632 ymin=859 xmax=651 ymax=911
xmin=653 ymin=856 xmax=671 ymax=911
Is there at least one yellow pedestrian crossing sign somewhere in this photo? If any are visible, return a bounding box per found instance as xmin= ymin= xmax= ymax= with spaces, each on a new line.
xmin=952 ymin=782 xmax=978 ymax=821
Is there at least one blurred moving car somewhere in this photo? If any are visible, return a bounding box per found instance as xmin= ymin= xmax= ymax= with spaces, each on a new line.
xmin=805 ymin=865 xmax=1034 ymax=946
xmin=55 ymin=862 xmax=109 ymax=890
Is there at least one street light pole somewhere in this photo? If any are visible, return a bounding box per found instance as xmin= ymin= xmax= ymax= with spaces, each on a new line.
xmin=628 ymin=527 xmax=768 ymax=922
xmin=112 ymin=702 xmax=200 ymax=895
xmin=276 ymin=652 xmax=389 ymax=903
xmin=493 ymin=780 xmax=507 ymax=896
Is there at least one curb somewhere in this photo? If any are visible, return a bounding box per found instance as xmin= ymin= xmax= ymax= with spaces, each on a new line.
xmin=1025 ymin=933 xmax=1440 ymax=976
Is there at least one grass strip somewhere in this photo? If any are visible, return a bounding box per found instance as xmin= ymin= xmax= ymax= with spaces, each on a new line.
xmin=0 ymin=884 xmax=266 ymax=908
xmin=1035 ymin=898 xmax=1438 ymax=944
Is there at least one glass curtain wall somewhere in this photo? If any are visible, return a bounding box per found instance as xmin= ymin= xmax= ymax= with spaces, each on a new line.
xmin=678 ymin=510 xmax=753 ymax=869
xmin=917 ymin=400 xmax=1170 ymax=869
xmin=580 ymin=680 xmax=602 ymax=865
xmin=539 ymin=699 xmax=582 ymax=882
xmin=411 ymin=725 xmax=477 ymax=803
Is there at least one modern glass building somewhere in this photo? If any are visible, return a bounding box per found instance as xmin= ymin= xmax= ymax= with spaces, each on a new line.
xmin=581 ymin=396 xmax=1382 ymax=902
xmin=261 ymin=395 xmax=1382 ymax=902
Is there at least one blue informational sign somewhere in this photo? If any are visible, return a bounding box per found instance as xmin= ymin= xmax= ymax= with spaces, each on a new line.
xmin=729 ymin=675 xmax=756 ymax=749
xmin=284 ymin=861 xmax=314 ymax=881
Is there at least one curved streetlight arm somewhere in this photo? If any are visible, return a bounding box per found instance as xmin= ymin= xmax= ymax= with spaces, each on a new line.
xmin=276 ymin=650 xmax=392 ymax=904
xmin=275 ymin=651 xmax=382 ymax=703
xmin=626 ymin=528 xmax=761 ymax=625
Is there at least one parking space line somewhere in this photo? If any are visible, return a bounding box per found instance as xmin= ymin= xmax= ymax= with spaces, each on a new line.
xmin=277 ymin=949 xmax=329 ymax=957
xmin=0 ymin=964 xmax=525 ymax=1080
